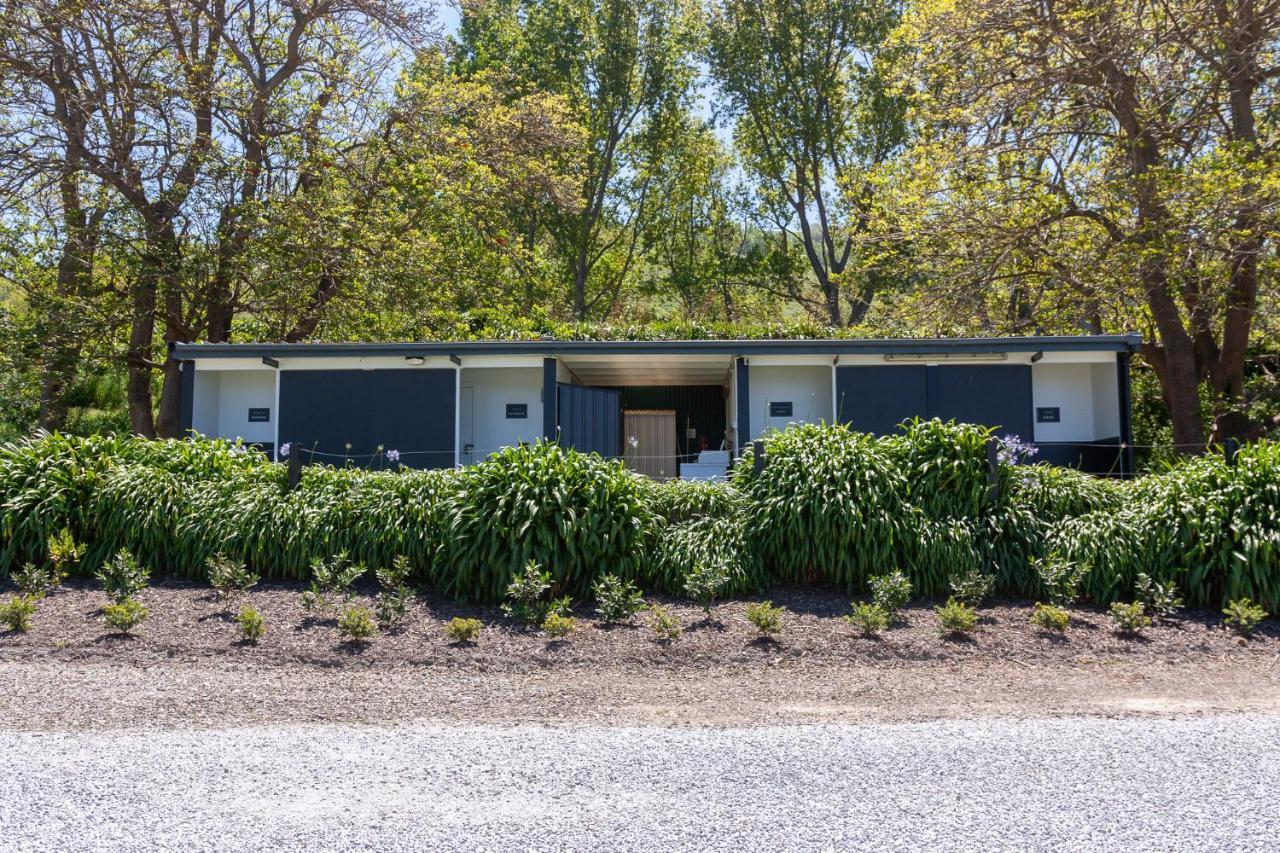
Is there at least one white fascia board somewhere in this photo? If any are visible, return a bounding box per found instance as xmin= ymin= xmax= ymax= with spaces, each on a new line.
xmin=745 ymin=354 xmax=841 ymax=367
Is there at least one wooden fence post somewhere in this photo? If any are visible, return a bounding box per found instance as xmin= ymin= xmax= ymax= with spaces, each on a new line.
xmin=1224 ymin=437 xmax=1240 ymax=467
xmin=753 ymin=440 xmax=766 ymax=475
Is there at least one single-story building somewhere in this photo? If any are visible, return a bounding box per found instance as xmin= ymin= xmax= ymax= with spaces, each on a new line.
xmin=170 ymin=334 xmax=1139 ymax=476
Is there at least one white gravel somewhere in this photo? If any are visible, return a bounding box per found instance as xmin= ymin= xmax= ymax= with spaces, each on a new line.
xmin=3 ymin=714 xmax=1278 ymax=852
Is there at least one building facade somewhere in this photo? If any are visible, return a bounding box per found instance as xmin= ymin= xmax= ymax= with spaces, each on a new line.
xmin=172 ymin=335 xmax=1139 ymax=476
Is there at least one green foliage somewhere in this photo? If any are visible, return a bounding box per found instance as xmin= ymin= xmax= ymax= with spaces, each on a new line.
xmin=541 ymin=612 xmax=576 ymax=639
xmin=45 ymin=527 xmax=82 ymax=586
xmin=207 ymin=553 xmax=259 ymax=600
xmin=1108 ymin=602 xmax=1152 ymax=636
xmin=501 ymin=560 xmax=571 ymax=625
xmin=649 ymin=605 xmax=682 ymax=642
xmin=102 ymin=597 xmax=148 ymax=635
xmin=845 ymin=602 xmax=891 ymax=637
xmin=0 ymin=595 xmax=37 ymax=632
xmin=1029 ymin=602 xmax=1069 ymax=632
xmin=935 ymin=598 xmax=977 ymax=635
xmin=445 ymin=616 xmax=483 ymax=643
xmin=1034 ymin=555 xmax=1087 ymax=607
xmin=868 ymin=570 xmax=912 ymax=613
xmin=745 ymin=600 xmax=785 ymax=637
xmin=1222 ymin=598 xmax=1266 ymax=636
xmin=592 ymin=574 xmax=647 ymax=624
xmin=1135 ymin=573 xmax=1184 ymax=620
xmin=435 ymin=442 xmax=651 ymax=602
xmin=11 ymin=562 xmax=57 ymax=598
xmin=337 ymin=605 xmax=377 ymax=642
xmin=684 ymin=560 xmax=731 ymax=615
xmin=646 ymin=514 xmax=764 ymax=597
xmin=236 ymin=606 xmax=266 ymax=644
xmin=301 ymin=553 xmax=364 ymax=615
xmin=948 ymin=568 xmax=995 ymax=607
xmin=374 ymin=555 xmax=414 ymax=630
xmin=94 ymin=549 xmax=149 ymax=603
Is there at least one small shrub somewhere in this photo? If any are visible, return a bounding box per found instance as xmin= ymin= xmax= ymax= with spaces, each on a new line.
xmin=649 ymin=605 xmax=682 ymax=642
xmin=1029 ymin=602 xmax=1069 ymax=632
xmin=592 ymin=574 xmax=647 ymax=623
xmin=207 ymin=553 xmax=259 ymax=600
xmin=745 ymin=600 xmax=785 ymax=638
xmin=45 ymin=528 xmax=83 ymax=585
xmin=1034 ymin=555 xmax=1087 ymax=606
xmin=949 ymin=569 xmax=995 ymax=607
xmin=94 ymin=549 xmax=150 ymax=602
xmin=935 ymin=597 xmax=978 ymax=635
xmin=337 ymin=605 xmax=377 ymax=643
xmin=684 ymin=561 xmax=730 ymax=615
xmin=1108 ymin=601 xmax=1152 ymax=636
xmin=1135 ymin=573 xmax=1183 ymax=620
xmin=868 ymin=570 xmax=912 ymax=613
xmin=1 ymin=596 xmax=38 ymax=632
xmin=236 ymin=606 xmax=266 ymax=644
xmin=502 ymin=561 xmax=571 ymax=625
xmin=845 ymin=602 xmax=891 ymax=637
xmin=374 ymin=555 xmax=415 ymax=630
xmin=542 ymin=612 xmax=577 ymax=638
xmin=11 ymin=563 xmax=57 ymax=598
xmin=1222 ymin=598 xmax=1266 ymax=636
xmin=301 ymin=553 xmax=364 ymax=615
xmin=102 ymin=597 xmax=148 ymax=635
xmin=445 ymin=616 xmax=483 ymax=643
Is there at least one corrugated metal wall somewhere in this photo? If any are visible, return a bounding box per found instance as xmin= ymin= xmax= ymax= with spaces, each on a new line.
xmin=556 ymin=383 xmax=622 ymax=458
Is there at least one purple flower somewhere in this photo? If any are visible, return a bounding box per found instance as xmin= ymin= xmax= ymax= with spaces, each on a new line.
xmin=279 ymin=442 xmax=291 ymax=459
xmin=386 ymin=448 xmax=401 ymax=463
xmin=996 ymin=435 xmax=1038 ymax=466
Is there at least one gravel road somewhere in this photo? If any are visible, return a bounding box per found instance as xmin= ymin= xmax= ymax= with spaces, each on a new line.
xmin=3 ymin=714 xmax=1278 ymax=852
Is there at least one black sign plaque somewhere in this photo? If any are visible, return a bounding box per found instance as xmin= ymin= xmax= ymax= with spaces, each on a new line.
xmin=506 ymin=403 xmax=528 ymax=419
xmin=247 ymin=407 xmax=271 ymax=423
xmin=1036 ymin=407 xmax=1061 ymax=424
xmin=769 ymin=401 xmax=793 ymax=418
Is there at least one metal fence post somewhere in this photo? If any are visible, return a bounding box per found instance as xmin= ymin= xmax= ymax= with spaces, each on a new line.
xmin=287 ymin=443 xmax=303 ymax=492
xmin=1224 ymin=437 xmax=1240 ymax=467
xmin=753 ymin=439 xmax=766 ymax=475
xmin=985 ymin=437 xmax=1001 ymax=502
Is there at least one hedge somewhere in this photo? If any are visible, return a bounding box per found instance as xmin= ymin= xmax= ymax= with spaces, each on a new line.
xmin=1 ymin=424 xmax=1277 ymax=612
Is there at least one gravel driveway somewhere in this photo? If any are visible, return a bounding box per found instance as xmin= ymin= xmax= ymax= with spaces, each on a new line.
xmin=3 ymin=714 xmax=1277 ymax=852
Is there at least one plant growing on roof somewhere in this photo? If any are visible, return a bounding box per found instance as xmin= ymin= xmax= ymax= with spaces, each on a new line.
xmin=301 ymin=552 xmax=365 ymax=616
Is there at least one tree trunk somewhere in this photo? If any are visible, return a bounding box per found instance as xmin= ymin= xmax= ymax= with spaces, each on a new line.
xmin=126 ymin=257 xmax=159 ymax=438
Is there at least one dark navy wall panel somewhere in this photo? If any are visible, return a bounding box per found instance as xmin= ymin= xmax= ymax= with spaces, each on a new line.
xmin=835 ymin=365 xmax=928 ymax=435
xmin=928 ymin=364 xmax=1033 ymax=439
xmin=178 ymin=361 xmax=195 ymax=436
xmin=557 ymin=383 xmax=622 ymax=458
xmin=735 ymin=357 xmax=750 ymax=454
xmin=278 ymin=369 xmax=455 ymax=469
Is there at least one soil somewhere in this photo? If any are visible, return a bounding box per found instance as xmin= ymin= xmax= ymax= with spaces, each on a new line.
xmin=2 ymin=579 xmax=1278 ymax=730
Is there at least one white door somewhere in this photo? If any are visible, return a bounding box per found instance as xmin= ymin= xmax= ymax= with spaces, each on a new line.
xmin=459 ymin=385 xmax=475 ymax=464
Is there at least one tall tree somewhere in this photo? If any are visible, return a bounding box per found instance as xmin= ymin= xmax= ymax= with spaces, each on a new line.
xmin=706 ymin=0 xmax=907 ymax=325
xmin=455 ymin=0 xmax=700 ymax=318
xmin=893 ymin=0 xmax=1280 ymax=449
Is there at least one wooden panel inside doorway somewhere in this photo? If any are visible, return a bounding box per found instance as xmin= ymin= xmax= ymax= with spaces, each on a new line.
xmin=624 ymin=410 xmax=677 ymax=480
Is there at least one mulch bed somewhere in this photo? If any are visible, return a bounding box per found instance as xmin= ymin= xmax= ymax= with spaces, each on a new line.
xmin=2 ymin=579 xmax=1276 ymax=671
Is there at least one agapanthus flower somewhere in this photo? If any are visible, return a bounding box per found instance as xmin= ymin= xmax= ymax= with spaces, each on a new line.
xmin=386 ymin=448 xmax=401 ymax=463
xmin=278 ymin=442 xmax=291 ymax=459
